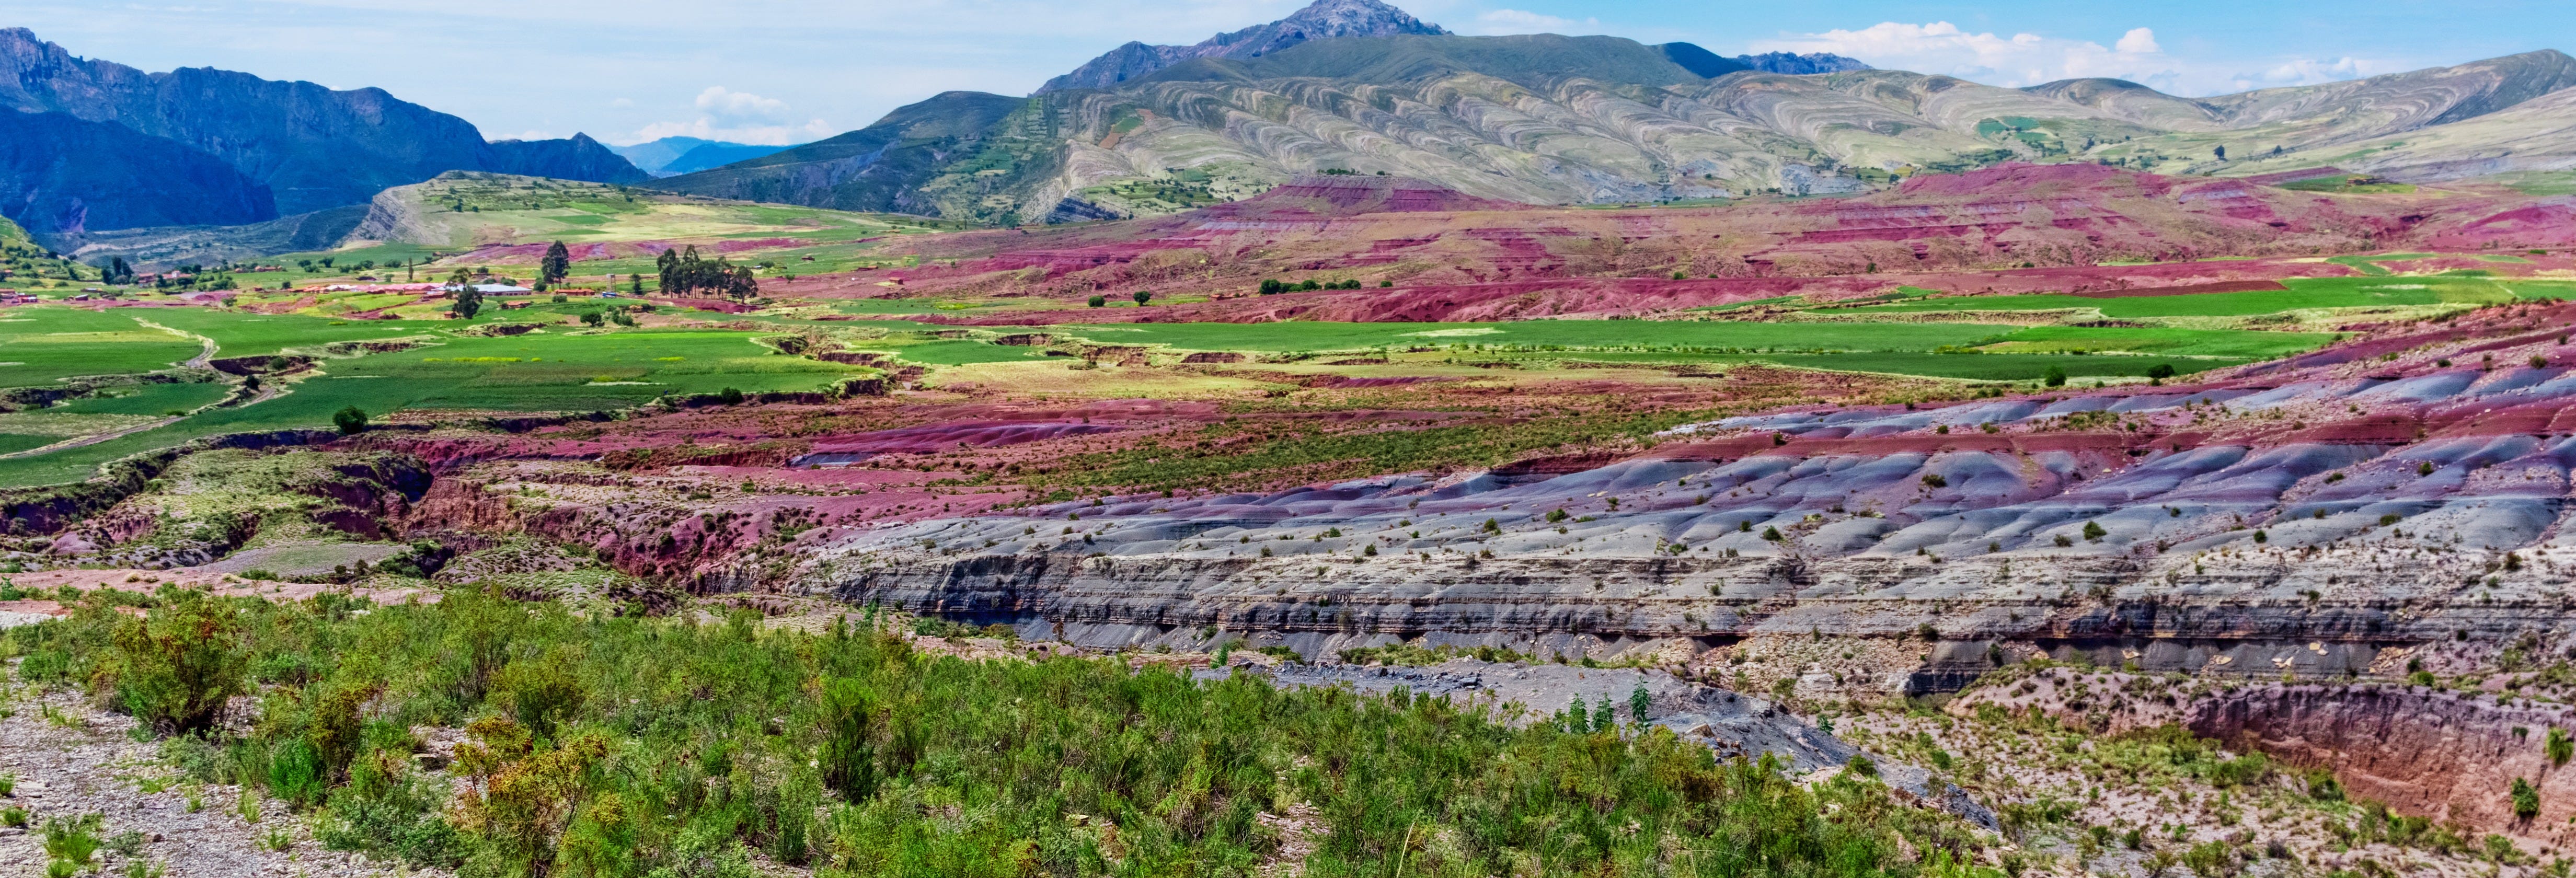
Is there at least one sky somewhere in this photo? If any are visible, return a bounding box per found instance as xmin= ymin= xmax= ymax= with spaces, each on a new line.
xmin=9 ymin=0 xmax=2571 ymax=147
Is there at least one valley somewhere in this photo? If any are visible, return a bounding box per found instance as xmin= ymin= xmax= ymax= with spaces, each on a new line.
xmin=5 ymin=2 xmax=2576 ymax=875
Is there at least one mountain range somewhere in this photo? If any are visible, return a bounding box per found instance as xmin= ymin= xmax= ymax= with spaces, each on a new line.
xmin=0 ymin=27 xmax=647 ymax=246
xmin=651 ymin=0 xmax=2576 ymax=225
xmin=10 ymin=0 xmax=2576 ymax=246
xmin=611 ymin=137 xmax=800 ymax=177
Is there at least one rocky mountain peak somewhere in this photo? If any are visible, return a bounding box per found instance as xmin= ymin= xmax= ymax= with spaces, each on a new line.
xmin=1037 ymin=0 xmax=1447 ymax=93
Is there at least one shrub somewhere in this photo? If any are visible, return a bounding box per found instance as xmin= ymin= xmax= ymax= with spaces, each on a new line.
xmin=1087 ymin=295 xmax=1105 ymax=307
xmin=2083 ymin=521 xmax=2107 ymax=541
xmin=2548 ymin=727 xmax=2571 ymax=766
xmin=2147 ymin=363 xmax=2177 ymax=380
xmin=41 ymin=813 xmax=102 ymax=873
xmin=98 ymin=592 xmax=248 ymax=735
xmin=717 ymin=387 xmax=745 ymax=406
xmin=2513 ymin=776 xmax=2541 ymax=819
xmin=331 ymin=406 xmax=369 ymax=435
xmin=496 ymin=658 xmax=587 ymax=742
xmin=2042 ymin=364 xmax=2067 ymax=387
xmin=1920 ymin=473 xmax=1947 ymax=488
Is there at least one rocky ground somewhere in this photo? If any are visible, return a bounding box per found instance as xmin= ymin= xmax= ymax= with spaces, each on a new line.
xmin=0 ymin=674 xmax=435 ymax=878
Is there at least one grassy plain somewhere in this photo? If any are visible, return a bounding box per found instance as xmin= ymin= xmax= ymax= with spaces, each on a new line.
xmin=0 ymin=308 xmax=204 ymax=387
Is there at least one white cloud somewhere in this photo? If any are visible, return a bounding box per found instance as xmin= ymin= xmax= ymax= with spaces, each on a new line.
xmin=1468 ymin=8 xmax=1603 ymax=37
xmin=1750 ymin=21 xmax=2388 ymax=96
xmin=2114 ymin=28 xmax=2159 ymax=55
xmin=628 ymin=117 xmax=834 ymax=146
xmin=694 ymin=86 xmax=789 ymax=122
xmin=626 ymin=86 xmax=826 ymax=145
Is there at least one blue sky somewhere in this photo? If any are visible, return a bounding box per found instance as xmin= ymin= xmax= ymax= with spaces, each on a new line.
xmin=10 ymin=1 xmax=2570 ymax=146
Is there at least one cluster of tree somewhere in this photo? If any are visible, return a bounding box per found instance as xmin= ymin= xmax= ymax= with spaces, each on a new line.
xmin=656 ymin=245 xmax=757 ymax=300
xmin=1258 ymin=278 xmax=1372 ymax=294
xmin=97 ymin=257 xmax=134 ymax=285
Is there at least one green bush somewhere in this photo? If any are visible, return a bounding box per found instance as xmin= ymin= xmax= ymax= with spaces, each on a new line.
xmin=98 ymin=591 xmax=248 ymax=734
xmin=11 ymin=587 xmax=1977 ymax=877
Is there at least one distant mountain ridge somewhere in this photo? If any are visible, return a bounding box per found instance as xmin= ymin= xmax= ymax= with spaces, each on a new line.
xmin=1037 ymin=0 xmax=1448 ymax=93
xmin=611 ymin=136 xmax=799 ymax=176
xmin=658 ymin=0 xmax=2576 ymax=228
xmin=1736 ymin=52 xmax=1869 ymax=74
xmin=0 ymin=28 xmax=647 ymax=244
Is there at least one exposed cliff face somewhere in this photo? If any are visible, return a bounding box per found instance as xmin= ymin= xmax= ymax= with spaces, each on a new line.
xmin=1954 ymin=669 xmax=2576 ymax=846
xmin=0 ymin=28 xmax=645 ymax=220
xmin=2191 ymin=685 xmax=2576 ymax=844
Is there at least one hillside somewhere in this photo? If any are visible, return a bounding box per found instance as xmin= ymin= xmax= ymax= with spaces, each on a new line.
xmin=655 ymin=0 xmax=2576 ymax=227
xmin=341 ymin=171 xmax=922 ymax=250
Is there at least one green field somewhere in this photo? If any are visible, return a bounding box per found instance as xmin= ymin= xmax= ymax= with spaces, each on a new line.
xmin=1044 ymin=319 xmax=2014 ymax=353
xmin=137 ymin=309 xmax=453 ymax=357
xmin=0 ymin=307 xmax=205 ymax=387
xmin=1982 ymin=326 xmax=2337 ymax=359
xmin=1835 ymin=276 xmax=2557 ymax=317
xmin=1758 ymin=352 xmax=2240 ymax=380
xmin=0 ymin=307 xmax=865 ymax=487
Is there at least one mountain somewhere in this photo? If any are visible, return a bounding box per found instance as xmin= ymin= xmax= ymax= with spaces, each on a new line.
xmin=0 ymin=109 xmax=276 ymax=238
xmin=659 ymin=2 xmax=2576 ymax=226
xmin=651 ymin=92 xmax=1043 ymax=220
xmin=611 ymin=136 xmax=798 ymax=176
xmin=1736 ymin=52 xmax=1869 ymax=75
xmin=1036 ymin=0 xmax=1448 ymax=93
xmin=485 ymin=134 xmax=652 ymax=184
xmin=663 ymin=142 xmax=796 ymax=175
xmin=0 ymin=28 xmax=645 ymax=237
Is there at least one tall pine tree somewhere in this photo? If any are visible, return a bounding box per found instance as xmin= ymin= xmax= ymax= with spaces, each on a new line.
xmin=539 ymin=241 xmax=571 ymax=285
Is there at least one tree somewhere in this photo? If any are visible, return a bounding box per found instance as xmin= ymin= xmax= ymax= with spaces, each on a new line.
xmin=1088 ymin=295 xmax=1106 ymax=307
xmin=2043 ymin=364 xmax=2067 ymax=387
xmin=2212 ymin=145 xmax=2226 ymax=161
xmin=334 ymin=406 xmax=370 ymax=435
xmin=1132 ymin=290 xmax=1153 ymax=305
xmin=454 ymin=286 xmax=484 ymax=319
xmin=2083 ymin=521 xmax=2108 ymax=541
xmin=1628 ymin=683 xmax=1651 ymax=724
xmin=538 ymin=241 xmax=572 ymax=285
xmin=2147 ymin=363 xmax=2177 ymax=380
xmin=580 ymin=311 xmax=604 ymax=327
